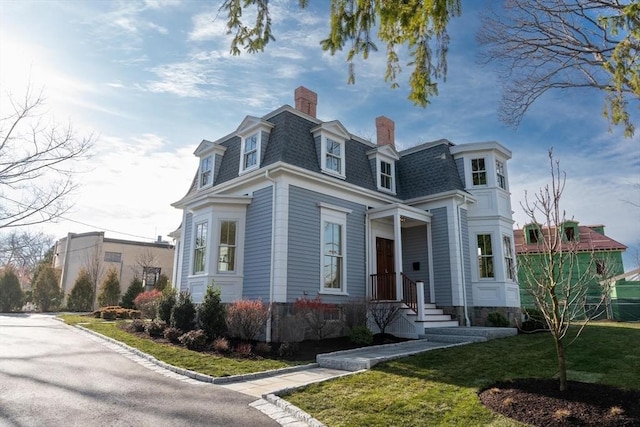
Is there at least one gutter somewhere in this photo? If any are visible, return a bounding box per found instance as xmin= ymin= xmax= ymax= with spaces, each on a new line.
xmin=264 ymin=170 xmax=277 ymax=342
xmin=457 ymin=196 xmax=471 ymax=327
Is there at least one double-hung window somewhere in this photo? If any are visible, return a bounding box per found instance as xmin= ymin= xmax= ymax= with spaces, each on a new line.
xmin=325 ymin=138 xmax=342 ymax=174
xmin=496 ymin=160 xmax=506 ymax=189
xmin=320 ymin=205 xmax=350 ymax=293
xmin=242 ymin=133 xmax=259 ymax=171
xmin=477 ymin=234 xmax=494 ymax=278
xmin=471 ymin=158 xmax=487 ymax=186
xmin=199 ymin=156 xmax=213 ymax=188
xmin=218 ymin=220 xmax=237 ymax=272
xmin=380 ymin=160 xmax=394 ymax=191
xmin=503 ymin=235 xmax=514 ymax=280
xmin=193 ymin=222 xmax=208 ymax=274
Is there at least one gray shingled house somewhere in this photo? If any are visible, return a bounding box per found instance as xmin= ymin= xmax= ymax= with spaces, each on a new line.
xmin=171 ymin=87 xmax=520 ymax=341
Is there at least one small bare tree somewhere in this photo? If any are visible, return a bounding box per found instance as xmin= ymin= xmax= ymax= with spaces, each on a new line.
xmin=82 ymin=244 xmax=104 ymax=310
xmin=0 ymin=85 xmax=94 ymax=228
xmin=368 ymin=300 xmax=402 ymax=336
xmin=0 ymin=230 xmax=53 ymax=287
xmin=518 ymin=150 xmax=616 ymax=392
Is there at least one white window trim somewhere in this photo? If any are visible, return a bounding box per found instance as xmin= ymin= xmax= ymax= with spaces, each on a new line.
xmin=502 ymin=234 xmax=515 ymax=282
xmin=239 ymin=132 xmax=261 ymax=174
xmin=193 ymin=221 xmax=208 ymax=275
xmin=217 ymin=219 xmax=238 ymax=274
xmin=321 ymin=136 xmax=346 ymax=179
xmin=377 ymin=158 xmax=396 ymax=193
xmin=320 ymin=206 xmax=349 ymax=295
xmin=496 ymin=159 xmax=507 ymax=190
xmin=199 ymin=155 xmax=213 ymax=189
xmin=476 ymin=233 xmax=495 ymax=280
xmin=471 ymin=157 xmax=488 ymax=187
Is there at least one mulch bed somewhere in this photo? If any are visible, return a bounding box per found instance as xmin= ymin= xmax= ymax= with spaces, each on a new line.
xmin=479 ymin=378 xmax=640 ymax=426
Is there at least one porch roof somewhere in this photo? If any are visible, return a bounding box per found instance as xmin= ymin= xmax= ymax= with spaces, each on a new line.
xmin=367 ymin=203 xmax=432 ymax=226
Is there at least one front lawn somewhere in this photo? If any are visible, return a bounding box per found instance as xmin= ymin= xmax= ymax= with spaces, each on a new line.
xmin=283 ymin=322 xmax=640 ymax=427
xmin=58 ymin=314 xmax=300 ymax=377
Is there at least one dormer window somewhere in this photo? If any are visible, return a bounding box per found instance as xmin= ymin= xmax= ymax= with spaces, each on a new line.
xmin=525 ymin=224 xmax=542 ymax=244
xmin=199 ymin=156 xmax=213 ymax=188
xmin=561 ymin=221 xmax=579 ymax=242
xmin=325 ymin=138 xmax=343 ymax=174
xmin=380 ymin=161 xmax=393 ymax=190
xmin=472 ymin=158 xmax=487 ymax=186
xmin=240 ymin=132 xmax=260 ymax=173
xmin=496 ymin=160 xmax=506 ymax=189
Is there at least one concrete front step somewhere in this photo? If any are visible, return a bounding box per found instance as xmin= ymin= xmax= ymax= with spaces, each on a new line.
xmin=424 ymin=327 xmax=518 ymax=339
xmin=420 ymin=333 xmax=488 ymax=344
xmin=420 ymin=320 xmax=460 ymax=328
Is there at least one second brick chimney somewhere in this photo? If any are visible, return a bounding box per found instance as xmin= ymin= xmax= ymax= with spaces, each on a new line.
xmin=294 ymin=86 xmax=317 ymax=118
xmin=376 ymin=116 xmax=395 ymax=147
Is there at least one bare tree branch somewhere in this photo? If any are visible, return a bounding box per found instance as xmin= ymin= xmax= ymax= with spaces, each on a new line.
xmin=478 ymin=0 xmax=639 ymax=136
xmin=0 ymin=84 xmax=95 ymax=229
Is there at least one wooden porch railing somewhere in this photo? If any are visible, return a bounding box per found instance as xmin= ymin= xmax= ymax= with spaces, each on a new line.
xmin=370 ymin=273 xmax=419 ymax=313
xmin=401 ymin=273 xmax=418 ymax=313
xmin=369 ymin=273 xmax=396 ymax=301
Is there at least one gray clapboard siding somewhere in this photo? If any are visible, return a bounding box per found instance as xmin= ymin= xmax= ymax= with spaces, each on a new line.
xmin=430 ymin=206 xmax=452 ymax=305
xmin=180 ymin=213 xmax=193 ymax=292
xmin=287 ymin=185 xmax=366 ymax=304
xmin=401 ymin=225 xmax=429 ymax=284
xmin=243 ymin=186 xmax=273 ymax=300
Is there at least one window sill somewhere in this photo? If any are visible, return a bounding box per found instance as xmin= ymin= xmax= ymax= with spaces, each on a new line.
xmin=321 ymin=169 xmax=346 ymax=180
xmin=319 ymin=290 xmax=349 ymax=296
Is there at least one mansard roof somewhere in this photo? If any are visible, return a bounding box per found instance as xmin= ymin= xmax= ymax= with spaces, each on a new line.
xmin=178 ymin=105 xmax=469 ymax=203
xmin=514 ymin=224 xmax=627 ymax=254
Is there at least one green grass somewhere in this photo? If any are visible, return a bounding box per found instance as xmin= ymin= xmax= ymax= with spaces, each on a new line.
xmin=284 ymin=322 xmax=640 ymax=427
xmin=57 ymin=314 xmax=301 ymax=377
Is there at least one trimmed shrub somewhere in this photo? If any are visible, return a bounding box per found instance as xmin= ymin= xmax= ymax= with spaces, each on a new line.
xmin=278 ymin=342 xmax=299 ymax=357
xmin=343 ymin=298 xmax=368 ymax=332
xmin=521 ymin=308 xmax=547 ymax=332
xmin=235 ymin=342 xmax=253 ymax=357
xmin=0 ymin=269 xmax=23 ymax=312
xmin=178 ymin=329 xmax=207 ymax=351
xmin=213 ymin=337 xmax=230 ymax=353
xmin=101 ymin=309 xmax=117 ymax=321
xmin=349 ymin=325 xmax=373 ymax=345
xmin=67 ymin=269 xmax=94 ymax=312
xmin=226 ymin=299 xmax=269 ymax=341
xmin=134 ymin=289 xmax=162 ymax=319
xmin=171 ymin=291 xmax=196 ymax=332
xmin=197 ymin=284 xmax=226 ymax=340
xmin=33 ymin=265 xmax=63 ymax=312
xmin=157 ymin=288 xmax=176 ymax=324
xmin=487 ymin=311 xmax=509 ymax=327
xmin=129 ymin=319 xmax=146 ymax=332
xmin=121 ymin=278 xmax=144 ymax=309
xmin=145 ymin=319 xmax=167 ymax=337
xmin=97 ymin=267 xmax=120 ymax=308
xmin=255 ymin=342 xmax=271 ymax=355
xmin=154 ymin=273 xmax=169 ymax=292
xmin=164 ymin=327 xmax=183 ymax=344
xmin=294 ymin=296 xmax=339 ymax=340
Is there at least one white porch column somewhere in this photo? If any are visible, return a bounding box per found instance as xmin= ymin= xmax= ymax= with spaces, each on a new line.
xmin=426 ymin=222 xmax=435 ymax=304
xmin=416 ymin=281 xmax=426 ymax=321
xmin=393 ymin=212 xmax=403 ymax=301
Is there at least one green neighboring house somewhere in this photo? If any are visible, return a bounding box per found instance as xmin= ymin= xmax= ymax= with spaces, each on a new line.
xmin=514 ymin=222 xmax=626 ymax=319
xmin=607 ymin=268 xmax=640 ymax=321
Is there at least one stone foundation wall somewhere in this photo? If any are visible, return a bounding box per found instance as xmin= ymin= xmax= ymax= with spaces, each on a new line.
xmin=438 ymin=306 xmax=522 ymax=327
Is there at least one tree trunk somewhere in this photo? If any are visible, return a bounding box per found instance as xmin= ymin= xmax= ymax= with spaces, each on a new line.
xmin=555 ymin=338 xmax=568 ymax=391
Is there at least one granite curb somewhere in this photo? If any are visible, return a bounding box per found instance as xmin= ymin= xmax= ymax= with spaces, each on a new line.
xmin=74 ymin=324 xmax=318 ymax=384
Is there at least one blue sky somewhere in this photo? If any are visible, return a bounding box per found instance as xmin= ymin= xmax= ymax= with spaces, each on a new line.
xmin=1 ymin=0 xmax=638 ymax=268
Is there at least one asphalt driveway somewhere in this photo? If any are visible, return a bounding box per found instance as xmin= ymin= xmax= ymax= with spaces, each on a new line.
xmin=0 ymin=313 xmax=278 ymax=427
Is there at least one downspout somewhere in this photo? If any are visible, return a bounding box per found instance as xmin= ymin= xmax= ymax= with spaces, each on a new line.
xmin=265 ymin=170 xmax=277 ymax=342
xmin=457 ymin=196 xmax=471 ymax=327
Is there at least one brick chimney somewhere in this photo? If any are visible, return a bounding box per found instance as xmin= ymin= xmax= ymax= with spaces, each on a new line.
xmin=376 ymin=116 xmax=395 ymax=147
xmin=294 ymin=86 xmax=317 ymax=118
